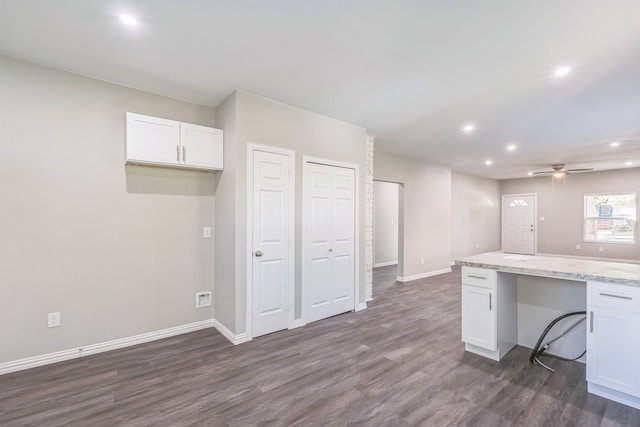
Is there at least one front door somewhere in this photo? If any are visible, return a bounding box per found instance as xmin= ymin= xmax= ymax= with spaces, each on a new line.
xmin=251 ymin=147 xmax=293 ymax=337
xmin=502 ymin=194 xmax=535 ymax=255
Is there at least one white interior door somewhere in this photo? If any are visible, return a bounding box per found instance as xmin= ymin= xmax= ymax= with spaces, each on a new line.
xmin=329 ymin=167 xmax=355 ymax=315
xmin=305 ymin=162 xmax=355 ymax=323
xmin=502 ymin=194 xmax=535 ymax=255
xmin=251 ymin=148 xmax=293 ymax=337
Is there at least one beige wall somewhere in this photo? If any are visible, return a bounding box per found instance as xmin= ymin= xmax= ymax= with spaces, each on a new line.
xmin=214 ymin=90 xmax=367 ymax=333
xmin=0 ymin=56 xmax=217 ymax=363
xmin=374 ymin=181 xmax=399 ymax=266
xmin=213 ymin=93 xmax=238 ymax=331
xmin=374 ymin=151 xmax=452 ymax=279
xmin=451 ymin=171 xmax=502 ymax=261
xmin=501 ymin=168 xmax=640 ymax=260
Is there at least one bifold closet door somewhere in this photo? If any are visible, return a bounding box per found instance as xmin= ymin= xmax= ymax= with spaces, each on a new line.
xmin=306 ymin=163 xmax=355 ymax=323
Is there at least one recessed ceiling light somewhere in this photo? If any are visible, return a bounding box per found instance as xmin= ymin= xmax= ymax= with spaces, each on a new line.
xmin=553 ymin=65 xmax=572 ymax=78
xmin=626 ymin=161 xmax=633 ymax=166
xmin=527 ymin=172 xmax=534 ymax=176
xmin=485 ymin=160 xmax=492 ymax=166
xmin=506 ymin=144 xmax=517 ymax=152
xmin=610 ymin=141 xmax=620 ymax=147
xmin=120 ymin=14 xmax=138 ymax=26
xmin=462 ymin=124 xmax=475 ymax=133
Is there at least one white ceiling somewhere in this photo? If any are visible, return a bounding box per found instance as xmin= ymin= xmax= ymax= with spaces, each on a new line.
xmin=1 ymin=0 xmax=639 ymax=179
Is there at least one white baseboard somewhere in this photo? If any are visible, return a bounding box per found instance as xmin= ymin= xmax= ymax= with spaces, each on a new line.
xmin=374 ymin=261 xmax=398 ymax=268
xmin=211 ymin=318 xmax=249 ymax=345
xmin=356 ymin=302 xmax=367 ymax=312
xmin=291 ymin=318 xmax=306 ymax=329
xmin=0 ymin=319 xmax=215 ymax=376
xmin=397 ymin=267 xmax=452 ymax=283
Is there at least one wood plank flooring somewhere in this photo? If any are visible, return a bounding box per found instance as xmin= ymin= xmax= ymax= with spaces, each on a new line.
xmin=2 ymin=265 xmax=640 ymax=426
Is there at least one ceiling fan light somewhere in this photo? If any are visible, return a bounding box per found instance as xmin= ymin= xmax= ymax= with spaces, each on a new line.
xmin=553 ymin=171 xmax=565 ymax=178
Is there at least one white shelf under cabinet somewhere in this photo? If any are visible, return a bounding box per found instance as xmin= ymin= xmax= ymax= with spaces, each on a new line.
xmin=126 ymin=112 xmax=223 ymax=171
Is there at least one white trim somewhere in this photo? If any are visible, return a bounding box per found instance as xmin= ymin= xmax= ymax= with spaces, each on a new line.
xmin=397 ymin=267 xmax=452 ymax=283
xmin=356 ymin=302 xmax=368 ymax=311
xmin=374 ymin=260 xmax=398 ymax=268
xmin=450 ymin=260 xmax=456 ymax=266
xmin=502 ymin=193 xmax=538 ymax=255
xmin=302 ymin=156 xmax=361 ymax=325
xmin=211 ymin=318 xmax=249 ymax=345
xmin=0 ymin=319 xmax=214 ymax=376
xmin=290 ymin=319 xmax=306 ymax=329
xmin=246 ymin=143 xmax=296 ymax=341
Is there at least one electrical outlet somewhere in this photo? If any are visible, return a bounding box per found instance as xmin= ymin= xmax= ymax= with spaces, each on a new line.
xmin=475 ymin=243 xmax=480 ymax=249
xmin=420 ymin=258 xmax=424 ymax=265
xmin=599 ymin=247 xmax=604 ymax=252
xmin=48 ymin=312 xmax=61 ymax=328
xmin=575 ymin=244 xmax=581 ymax=250
xmin=203 ymin=227 xmax=212 ymax=238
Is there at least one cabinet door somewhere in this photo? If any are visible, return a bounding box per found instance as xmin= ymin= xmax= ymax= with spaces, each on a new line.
xmin=462 ymin=285 xmax=496 ymax=351
xmin=180 ymin=123 xmax=223 ymax=169
xmin=126 ymin=113 xmax=180 ymax=165
xmin=587 ymin=307 xmax=640 ymax=397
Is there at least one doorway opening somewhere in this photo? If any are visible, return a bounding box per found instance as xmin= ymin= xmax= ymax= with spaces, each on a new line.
xmin=373 ymin=180 xmax=403 ymax=298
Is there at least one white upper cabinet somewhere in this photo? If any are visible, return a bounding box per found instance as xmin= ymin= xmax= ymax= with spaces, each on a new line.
xmin=126 ymin=112 xmax=223 ymax=171
xmin=180 ymin=122 xmax=223 ymax=169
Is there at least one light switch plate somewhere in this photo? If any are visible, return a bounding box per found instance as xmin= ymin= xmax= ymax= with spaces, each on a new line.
xmin=203 ymin=227 xmax=212 ymax=238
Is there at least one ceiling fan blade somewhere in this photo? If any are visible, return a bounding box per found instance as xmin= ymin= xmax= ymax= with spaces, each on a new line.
xmin=532 ymin=171 xmax=553 ymax=175
xmin=567 ymin=168 xmax=594 ymax=172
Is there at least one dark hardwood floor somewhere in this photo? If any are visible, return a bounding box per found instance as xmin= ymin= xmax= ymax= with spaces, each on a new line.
xmin=2 ymin=265 xmax=640 ymax=426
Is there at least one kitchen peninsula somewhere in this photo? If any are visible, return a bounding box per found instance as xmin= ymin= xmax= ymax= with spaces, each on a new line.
xmin=455 ymin=252 xmax=640 ymax=410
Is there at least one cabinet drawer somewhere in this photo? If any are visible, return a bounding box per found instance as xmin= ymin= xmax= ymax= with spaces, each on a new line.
xmin=588 ymin=281 xmax=640 ymax=312
xmin=462 ymin=266 xmax=496 ymax=289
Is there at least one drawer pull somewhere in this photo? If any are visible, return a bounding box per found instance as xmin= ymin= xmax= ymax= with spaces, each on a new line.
xmin=599 ymin=292 xmax=632 ymax=300
xmin=590 ymin=311 xmax=594 ymax=333
xmin=468 ymin=275 xmax=487 ymax=280
xmin=489 ymin=293 xmax=493 ymax=311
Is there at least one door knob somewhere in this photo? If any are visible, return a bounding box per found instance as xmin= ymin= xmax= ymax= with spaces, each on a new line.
xmin=255 ymin=251 xmax=263 ymax=257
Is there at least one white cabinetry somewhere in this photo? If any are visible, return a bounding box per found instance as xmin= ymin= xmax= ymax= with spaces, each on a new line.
xmin=461 ymin=266 xmax=517 ymax=361
xmin=126 ymin=112 xmax=223 ymax=171
xmin=587 ymin=281 xmax=640 ymax=409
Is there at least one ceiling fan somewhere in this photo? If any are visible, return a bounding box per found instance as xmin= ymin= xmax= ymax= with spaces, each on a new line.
xmin=532 ymin=164 xmax=594 ymax=178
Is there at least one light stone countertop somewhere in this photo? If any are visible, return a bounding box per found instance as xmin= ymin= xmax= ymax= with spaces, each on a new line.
xmin=455 ymin=251 xmax=640 ymax=287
